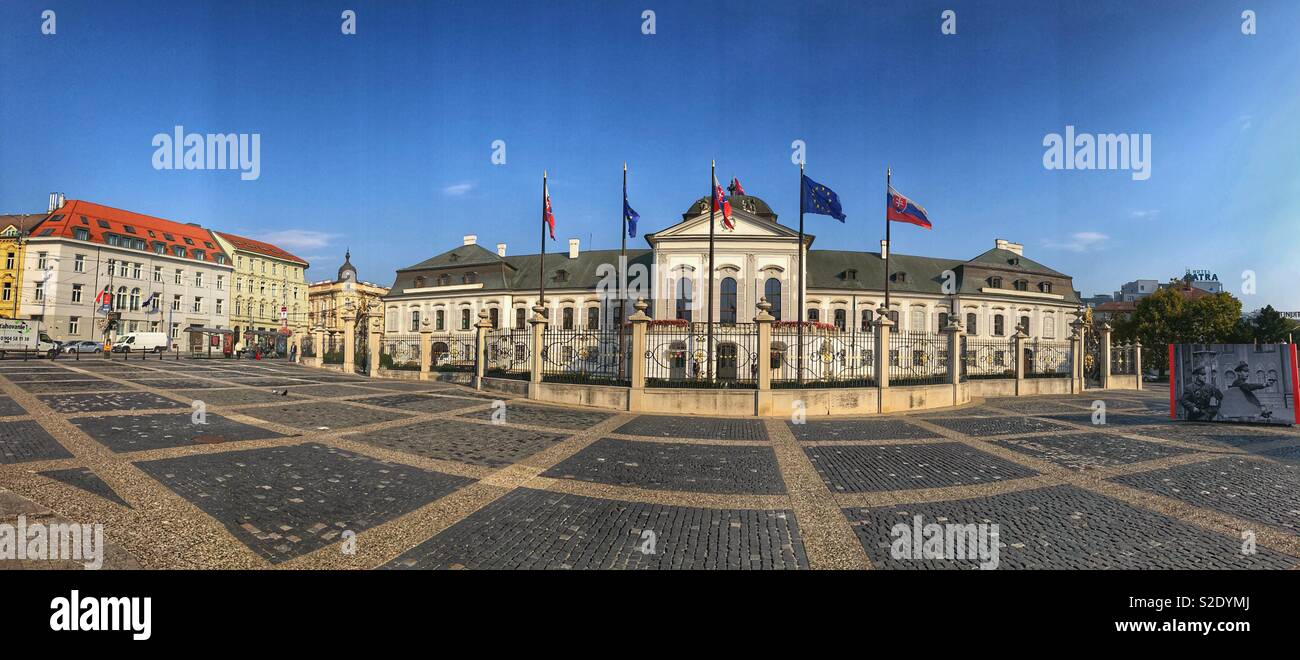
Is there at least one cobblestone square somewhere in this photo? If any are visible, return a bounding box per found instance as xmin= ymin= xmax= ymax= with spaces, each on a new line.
xmin=993 ymin=432 xmax=1194 ymax=470
xmin=787 ymin=417 xmax=941 ymax=442
xmin=1111 ymin=457 xmax=1300 ymax=534
xmin=456 ymin=402 xmax=613 ymax=430
xmin=70 ymin=412 xmax=288 ymax=452
xmin=0 ymin=420 xmax=73 ymax=463
xmin=613 ymin=415 xmax=769 ymax=440
xmin=236 ymin=401 xmax=414 ymax=430
xmin=0 ymin=395 xmax=26 ymax=416
xmin=37 ymin=391 xmax=187 ymax=413
xmin=544 ymin=438 xmax=787 ymax=494
xmin=342 ymin=418 xmax=568 ymax=467
xmin=805 ymin=442 xmax=1039 ymax=492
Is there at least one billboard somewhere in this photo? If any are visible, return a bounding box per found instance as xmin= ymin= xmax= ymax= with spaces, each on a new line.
xmin=1169 ymin=343 xmax=1298 ymax=425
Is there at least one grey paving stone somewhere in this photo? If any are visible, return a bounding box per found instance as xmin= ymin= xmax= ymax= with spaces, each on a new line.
xmin=993 ymin=432 xmax=1195 ymax=470
xmin=804 ymin=442 xmax=1038 ymax=492
xmin=11 ymin=380 xmax=131 ymax=393
xmin=1036 ymin=412 xmax=1168 ymax=427
xmin=544 ymin=438 xmax=786 ymax=494
xmin=1262 ymin=445 xmax=1300 ymax=464
xmin=343 ymin=418 xmax=567 ymax=468
xmin=1129 ymin=425 xmax=1296 ymax=449
xmin=1111 ymin=457 xmax=1300 ymax=534
xmin=39 ymin=467 xmax=130 ymax=507
xmin=844 ymin=484 xmax=1296 ymax=569
xmin=37 ymin=391 xmax=187 ymax=413
xmin=983 ymin=398 xmax=1093 ymax=415
xmin=135 ymin=443 xmax=474 ymax=563
xmin=127 ymin=378 xmax=228 ymax=389
xmin=456 ymin=402 xmax=613 ymax=430
xmin=283 ymin=384 xmax=385 ymax=398
xmin=360 ymin=380 xmax=453 ymax=392
xmin=347 ymin=393 xmax=483 ymax=414
xmin=237 ymin=401 xmax=414 ymax=430
xmin=383 ymin=487 xmax=807 ymax=570
xmin=0 ymin=396 xmax=26 ymax=416
xmin=174 ymin=388 xmax=303 ymax=406
xmin=70 ymin=413 xmax=287 ymax=452
xmin=221 ymin=377 xmax=317 ymax=387
xmin=0 ymin=421 xmax=73 ymax=464
xmin=613 ymin=416 xmax=768 ymax=440
xmin=787 ymin=418 xmax=940 ymax=442
xmin=924 ymin=415 xmax=1075 ymax=437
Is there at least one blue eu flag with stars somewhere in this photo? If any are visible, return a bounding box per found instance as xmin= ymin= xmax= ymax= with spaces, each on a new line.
xmin=801 ymin=174 xmax=846 ymax=222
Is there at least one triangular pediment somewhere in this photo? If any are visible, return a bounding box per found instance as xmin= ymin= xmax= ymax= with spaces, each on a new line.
xmin=649 ymin=208 xmax=803 ymax=242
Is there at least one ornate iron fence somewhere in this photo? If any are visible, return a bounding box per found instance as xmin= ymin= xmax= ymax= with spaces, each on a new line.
xmin=1025 ymin=338 xmax=1072 ymax=378
xmin=770 ymin=325 xmax=875 ymax=388
xmin=1111 ymin=342 xmax=1137 ymax=375
xmin=542 ymin=326 xmax=630 ymax=385
xmin=429 ymin=332 xmax=476 ymax=372
xmin=301 ymin=334 xmax=315 ymax=358
xmin=888 ymin=330 xmax=948 ymax=386
xmin=643 ymin=322 xmax=757 ymax=388
xmin=963 ymin=336 xmax=1015 ymax=380
xmin=485 ymin=327 xmax=532 ymax=380
xmin=380 ymin=334 xmax=421 ymax=371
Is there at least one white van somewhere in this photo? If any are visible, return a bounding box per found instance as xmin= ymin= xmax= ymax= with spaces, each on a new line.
xmin=113 ymin=332 xmax=171 ymax=353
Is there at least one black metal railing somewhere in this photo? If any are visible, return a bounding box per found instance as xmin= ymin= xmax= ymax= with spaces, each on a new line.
xmin=1111 ymin=343 xmax=1137 ymax=375
xmin=485 ymin=327 xmax=532 ymax=380
xmin=771 ymin=325 xmax=875 ymax=388
xmin=888 ymin=330 xmax=948 ymax=386
xmin=541 ymin=326 xmax=630 ymax=385
xmin=429 ymin=332 xmax=476 ymax=372
xmin=962 ymin=336 xmax=1016 ymax=380
xmin=380 ymin=334 xmax=421 ymax=371
xmin=643 ymin=322 xmax=757 ymax=388
xmin=1025 ymin=338 xmax=1072 ymax=378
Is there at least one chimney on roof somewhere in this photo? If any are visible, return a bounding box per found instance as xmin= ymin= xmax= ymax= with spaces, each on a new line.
xmin=57 ymin=193 xmax=65 ymax=209
xmin=568 ymin=238 xmax=580 ymax=259
xmin=497 ymin=243 xmax=507 ymax=257
xmin=47 ymin=193 xmax=65 ymax=213
xmin=995 ymin=239 xmax=1024 ymax=256
xmin=463 ymin=234 xmax=477 ymax=246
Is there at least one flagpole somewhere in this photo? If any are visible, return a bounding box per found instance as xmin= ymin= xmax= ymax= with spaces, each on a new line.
xmin=539 ymin=170 xmax=547 ymax=320
xmin=884 ymin=167 xmax=892 ymax=316
xmin=619 ymin=162 xmax=627 ymax=379
xmin=797 ymin=161 xmax=805 ymax=385
xmin=707 ymin=160 xmax=716 ymax=380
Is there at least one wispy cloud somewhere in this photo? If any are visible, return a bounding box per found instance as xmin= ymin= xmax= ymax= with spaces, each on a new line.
xmin=442 ymin=182 xmax=475 ymax=197
xmin=253 ymin=229 xmax=340 ymax=251
xmin=1044 ymin=231 xmax=1108 ymax=252
xmin=1129 ymin=209 xmax=1160 ymax=220
xmin=1237 ymin=114 xmax=1253 ymax=132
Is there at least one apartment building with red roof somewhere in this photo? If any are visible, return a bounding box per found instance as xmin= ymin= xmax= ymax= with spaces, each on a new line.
xmin=18 ymin=198 xmax=235 ymax=345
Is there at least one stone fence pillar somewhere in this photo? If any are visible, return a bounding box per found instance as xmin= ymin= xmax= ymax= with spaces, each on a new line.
xmin=754 ymin=298 xmax=775 ymax=416
xmin=627 ymin=298 xmax=650 ymax=412
xmin=1133 ymin=339 xmax=1143 ymax=391
xmin=474 ymin=309 xmax=492 ymax=390
xmin=367 ymin=317 xmax=382 ymax=378
xmin=418 ymin=319 xmax=433 ymax=381
xmin=873 ymin=307 xmax=894 ymax=391
xmin=341 ymin=311 xmax=356 ymax=373
xmin=1013 ymin=329 xmax=1028 ymax=395
xmin=310 ymin=325 xmax=325 ymax=368
xmin=1099 ymin=321 xmax=1113 ymax=390
xmin=528 ymin=304 xmax=547 ymax=400
xmin=1068 ymin=324 xmax=1084 ymax=394
xmin=944 ymin=319 xmax=964 ymax=385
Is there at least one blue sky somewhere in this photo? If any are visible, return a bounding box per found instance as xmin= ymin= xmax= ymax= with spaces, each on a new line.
xmin=2 ymin=0 xmax=1298 ymax=309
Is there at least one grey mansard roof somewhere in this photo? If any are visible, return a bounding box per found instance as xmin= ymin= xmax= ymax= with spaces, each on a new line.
xmin=387 ymin=247 xmax=653 ymax=296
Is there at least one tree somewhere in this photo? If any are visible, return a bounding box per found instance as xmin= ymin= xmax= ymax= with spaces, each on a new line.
xmin=1246 ymin=305 xmax=1298 ymax=343
xmin=1185 ymin=293 xmax=1242 ymax=343
xmin=1113 ymin=288 xmax=1187 ymax=375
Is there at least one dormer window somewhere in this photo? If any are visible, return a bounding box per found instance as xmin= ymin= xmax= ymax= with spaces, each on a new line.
xmin=844 ymin=269 xmax=858 ymax=280
xmin=1013 ymin=279 xmax=1029 ymax=291
xmin=555 ymin=269 xmax=569 ymax=283
xmin=890 ymin=271 xmax=907 ymax=283
xmin=1008 ymin=257 xmax=1020 ymax=266
xmin=462 ymin=271 xmax=479 ymax=284
xmin=987 ymin=276 xmax=1003 ymax=288
xmin=448 ymin=253 xmax=460 ymax=262
xmin=414 ymin=276 xmax=427 ymax=288
xmin=1038 ymin=282 xmax=1052 ymax=294
xmin=436 ymin=274 xmax=450 ymax=286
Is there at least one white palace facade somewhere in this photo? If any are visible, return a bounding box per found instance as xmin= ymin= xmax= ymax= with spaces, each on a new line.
xmin=380 ymin=194 xmax=1082 ymax=341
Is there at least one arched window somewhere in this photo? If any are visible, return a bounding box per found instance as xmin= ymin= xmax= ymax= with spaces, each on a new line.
xmin=515 ymin=307 xmax=526 ymax=329
xmin=562 ymin=307 xmax=574 ymax=330
xmin=675 ymin=278 xmax=693 ymax=322
xmin=860 ymin=308 xmax=874 ymax=331
xmin=414 ymin=276 xmax=426 ymax=288
xmin=720 ymin=278 xmax=737 ymax=324
xmin=993 ymin=314 xmax=1005 ymax=336
xmin=489 ymin=308 xmax=499 ymax=329
xmin=966 ymin=312 xmax=978 ymax=335
xmin=460 ymin=308 xmax=471 ymax=330
xmin=409 ymin=309 xmax=421 ymax=332
xmin=1019 ymin=315 xmax=1030 ymax=334
xmin=129 ymin=288 xmax=141 ymax=311
xmin=833 ymin=309 xmax=846 ymax=330
xmin=1038 ymin=281 xmax=1052 ymax=294
xmin=586 ymin=307 xmax=599 ymax=329
xmin=987 ymin=276 xmax=1003 ymax=289
xmin=462 ymin=272 xmax=478 ymax=284
xmin=115 ymin=286 xmax=127 ymax=310
xmin=910 ymin=308 xmax=926 ymax=332
xmin=1013 ymin=279 xmax=1029 ymax=291
xmin=764 ymin=278 xmax=782 ymax=320
xmin=938 ymin=312 xmax=950 ymax=329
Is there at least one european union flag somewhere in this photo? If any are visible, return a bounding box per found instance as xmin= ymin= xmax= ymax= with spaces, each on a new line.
xmin=624 ymin=198 xmax=639 ymax=238
xmin=801 ymin=174 xmax=846 ymax=222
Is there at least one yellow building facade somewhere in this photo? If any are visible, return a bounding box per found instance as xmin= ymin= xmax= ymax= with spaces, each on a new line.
xmin=212 ymin=231 xmax=310 ymax=351
xmin=308 ymin=251 xmax=388 ymax=352
xmin=0 ymin=214 xmax=44 ymax=319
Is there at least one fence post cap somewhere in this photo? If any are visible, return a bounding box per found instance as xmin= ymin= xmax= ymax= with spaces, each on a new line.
xmin=419 ymin=317 xmax=433 ymax=334
xmin=1012 ymin=328 xmax=1029 ymax=339
xmin=942 ymin=319 xmax=964 ymax=333
xmin=754 ymin=297 xmax=775 ymax=322
xmin=628 ymin=298 xmax=651 ymax=322
xmin=475 ymin=308 xmax=493 ymax=329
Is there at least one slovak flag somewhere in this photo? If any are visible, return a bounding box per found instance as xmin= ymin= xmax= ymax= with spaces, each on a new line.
xmin=712 ymin=175 xmax=733 ymax=229
xmin=728 ymin=177 xmax=746 ymax=197
xmin=94 ymin=288 xmax=111 ymax=308
xmin=886 ymin=185 xmax=932 ymax=229
xmin=543 ymin=187 xmax=556 ymax=240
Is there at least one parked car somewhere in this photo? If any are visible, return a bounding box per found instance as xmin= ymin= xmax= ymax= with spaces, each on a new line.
xmin=1142 ymin=369 xmax=1164 ymax=382
xmin=63 ymin=340 xmax=102 ymax=354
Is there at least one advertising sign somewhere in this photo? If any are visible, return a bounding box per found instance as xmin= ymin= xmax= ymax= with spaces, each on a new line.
xmin=1170 ymin=343 xmax=1298 ymax=425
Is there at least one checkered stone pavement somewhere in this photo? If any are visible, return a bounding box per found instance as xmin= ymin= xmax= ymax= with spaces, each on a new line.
xmin=382 ymin=488 xmax=807 ymax=570
xmin=135 ymin=443 xmax=475 ymax=563
xmin=805 ymin=442 xmax=1039 ymax=492
xmin=993 ymin=432 xmax=1194 ymax=471
xmin=845 ymin=485 xmax=1296 ymax=569
xmin=544 ymin=438 xmax=787 ymax=494
xmin=2 ymin=356 xmax=1297 ymax=570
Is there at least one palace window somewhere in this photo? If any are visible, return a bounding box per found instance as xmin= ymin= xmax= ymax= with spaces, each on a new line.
xmin=562 ymin=307 xmax=574 ymax=330
xmin=966 ymin=312 xmax=978 ymax=335
xmin=460 ymin=309 xmax=471 ymax=330
xmin=1038 ymin=282 xmax=1052 ymax=294
xmin=833 ymin=309 xmax=846 ymax=330
xmin=489 ymin=308 xmax=499 ymax=328
xmin=675 ymin=278 xmax=693 ymax=322
xmin=436 ymin=310 xmax=445 ymax=331
xmin=987 ymin=276 xmax=1003 ymax=289
xmin=860 ymin=308 xmax=874 ymax=331
xmin=720 ymin=277 xmax=737 ymax=324
xmin=409 ymin=310 xmax=421 ymax=332
xmin=1013 ymin=279 xmax=1029 ymax=291
xmin=1019 ymin=315 xmax=1030 ymax=334
xmin=807 ymin=309 xmax=819 ymax=323
xmin=993 ymin=314 xmax=1005 ymax=336
xmin=586 ymin=307 xmax=599 ymax=330
xmin=516 ymin=307 xmax=526 ymax=330
xmin=764 ymin=278 xmax=782 ymax=321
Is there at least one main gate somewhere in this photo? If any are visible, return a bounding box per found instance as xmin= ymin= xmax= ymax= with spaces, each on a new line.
xmin=1081 ymin=319 xmax=1103 ymax=389
xmin=353 ymin=313 xmax=372 ymax=375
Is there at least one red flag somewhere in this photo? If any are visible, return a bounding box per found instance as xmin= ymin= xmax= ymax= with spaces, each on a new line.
xmin=730 ymin=177 xmax=746 ymax=196
xmin=543 ymin=187 xmax=556 ymax=240
xmin=712 ymin=175 xmax=733 ymax=229
xmin=94 ymin=287 xmax=110 ymax=307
